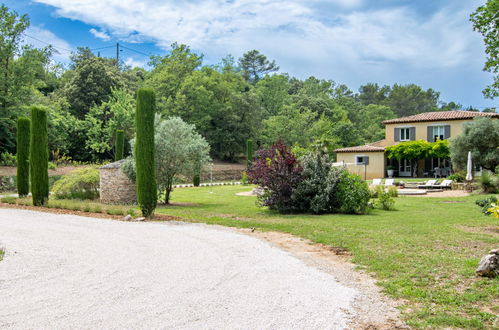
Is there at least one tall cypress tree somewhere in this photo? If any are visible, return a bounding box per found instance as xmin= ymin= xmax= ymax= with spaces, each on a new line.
xmin=16 ymin=117 xmax=30 ymax=197
xmin=30 ymin=106 xmax=49 ymax=206
xmin=246 ymin=139 xmax=254 ymax=168
xmin=135 ymin=88 xmax=157 ymax=217
xmin=115 ymin=129 xmax=124 ymax=161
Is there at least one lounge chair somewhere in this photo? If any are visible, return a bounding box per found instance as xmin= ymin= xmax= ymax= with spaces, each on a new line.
xmin=384 ymin=179 xmax=394 ymax=186
xmin=418 ymin=179 xmax=437 ymax=189
xmin=432 ymin=179 xmax=453 ymax=190
xmin=371 ymin=178 xmax=382 ymax=186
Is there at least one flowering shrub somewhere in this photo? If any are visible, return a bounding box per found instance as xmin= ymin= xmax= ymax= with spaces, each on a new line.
xmin=248 ymin=142 xmax=370 ymax=214
xmin=247 ymin=141 xmax=302 ymax=213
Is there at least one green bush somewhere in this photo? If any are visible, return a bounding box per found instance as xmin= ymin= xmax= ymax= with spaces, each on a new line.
xmin=48 ymin=162 xmax=57 ymax=170
xmin=387 ymin=185 xmax=398 ymax=197
xmin=52 ymin=167 xmax=100 ymax=200
xmin=291 ymin=153 xmax=371 ymax=214
xmin=193 ymin=174 xmax=200 ymax=187
xmin=16 ymin=117 xmax=30 ymax=197
xmin=107 ymin=208 xmax=124 ymax=216
xmin=448 ymin=171 xmax=466 ymax=183
xmin=335 ymin=171 xmax=371 ymax=214
xmin=30 ymin=106 xmax=49 ymax=206
xmin=127 ymin=208 xmax=137 ymax=217
xmin=375 ymin=185 xmax=396 ymax=210
xmin=92 ymin=205 xmax=102 ymax=213
xmin=476 ymin=196 xmax=498 ymax=215
xmin=115 ymin=129 xmax=124 ymax=161
xmin=135 ymin=88 xmax=157 ymax=217
xmin=1 ymin=196 xmax=17 ymax=204
xmin=0 ymin=152 xmax=16 ymax=166
xmin=241 ymin=171 xmax=248 ymax=185
xmin=476 ymin=170 xmax=498 ymax=193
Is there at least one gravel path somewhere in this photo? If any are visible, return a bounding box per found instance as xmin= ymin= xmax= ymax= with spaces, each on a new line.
xmin=0 ymin=209 xmax=359 ymax=329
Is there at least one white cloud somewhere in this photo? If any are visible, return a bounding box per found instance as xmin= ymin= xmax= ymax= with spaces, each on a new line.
xmin=28 ymin=0 xmax=494 ymax=106
xmin=89 ymin=28 xmax=111 ymax=41
xmin=124 ymin=57 xmax=147 ymax=68
xmin=24 ymin=26 xmax=72 ymax=62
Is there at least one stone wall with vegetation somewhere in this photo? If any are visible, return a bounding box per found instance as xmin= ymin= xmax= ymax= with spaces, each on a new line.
xmin=99 ymin=160 xmax=136 ymax=205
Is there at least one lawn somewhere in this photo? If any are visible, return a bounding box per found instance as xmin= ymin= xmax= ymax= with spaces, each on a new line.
xmin=156 ymin=185 xmax=499 ymax=329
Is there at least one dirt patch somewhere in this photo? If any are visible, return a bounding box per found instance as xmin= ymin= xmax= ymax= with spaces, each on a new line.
xmin=457 ymin=225 xmax=499 ymax=237
xmin=234 ymin=228 xmax=408 ymax=329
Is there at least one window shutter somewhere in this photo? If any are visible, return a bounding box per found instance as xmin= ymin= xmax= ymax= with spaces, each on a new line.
xmin=364 ymin=156 xmax=369 ymax=165
xmin=427 ymin=126 xmax=433 ymax=142
xmin=410 ymin=127 xmax=416 ymax=141
xmin=444 ymin=125 xmax=451 ymax=139
xmin=394 ymin=128 xmax=400 ymax=142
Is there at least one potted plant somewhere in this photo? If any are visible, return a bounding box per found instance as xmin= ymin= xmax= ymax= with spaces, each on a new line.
xmin=386 ymin=165 xmax=395 ymax=178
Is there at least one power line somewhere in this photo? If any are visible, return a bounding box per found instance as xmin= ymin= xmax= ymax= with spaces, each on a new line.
xmin=120 ymin=45 xmax=151 ymax=57
xmin=23 ymin=33 xmax=73 ymax=53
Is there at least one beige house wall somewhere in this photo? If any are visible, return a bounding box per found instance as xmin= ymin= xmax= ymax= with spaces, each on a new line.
xmin=336 ymin=152 xmax=385 ymax=180
xmin=384 ymin=119 xmax=470 ymax=146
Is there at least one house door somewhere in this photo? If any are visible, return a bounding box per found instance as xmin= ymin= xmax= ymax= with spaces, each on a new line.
xmin=399 ymin=159 xmax=412 ymax=177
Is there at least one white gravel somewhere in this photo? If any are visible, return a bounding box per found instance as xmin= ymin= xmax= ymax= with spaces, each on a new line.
xmin=0 ymin=209 xmax=358 ymax=329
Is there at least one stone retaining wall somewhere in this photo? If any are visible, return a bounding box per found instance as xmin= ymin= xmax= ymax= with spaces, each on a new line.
xmin=99 ymin=160 xmax=136 ymax=205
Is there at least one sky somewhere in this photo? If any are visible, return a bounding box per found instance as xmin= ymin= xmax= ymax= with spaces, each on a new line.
xmin=4 ymin=0 xmax=498 ymax=109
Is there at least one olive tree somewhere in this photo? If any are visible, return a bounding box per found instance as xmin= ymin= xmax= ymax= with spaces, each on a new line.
xmin=450 ymin=117 xmax=499 ymax=171
xmin=123 ymin=115 xmax=211 ymax=204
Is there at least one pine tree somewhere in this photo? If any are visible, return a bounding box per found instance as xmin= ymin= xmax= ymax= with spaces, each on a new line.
xmin=30 ymin=107 xmax=49 ymax=206
xmin=135 ymin=88 xmax=157 ymax=217
xmin=16 ymin=117 xmax=30 ymax=197
xmin=115 ymin=129 xmax=124 ymax=161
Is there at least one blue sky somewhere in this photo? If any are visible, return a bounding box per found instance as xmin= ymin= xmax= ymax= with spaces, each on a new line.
xmin=4 ymin=0 xmax=498 ymax=109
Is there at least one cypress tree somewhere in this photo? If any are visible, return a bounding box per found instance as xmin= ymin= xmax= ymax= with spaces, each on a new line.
xmin=30 ymin=106 xmax=49 ymax=206
xmin=193 ymin=174 xmax=200 ymax=187
xmin=246 ymin=139 xmax=254 ymax=168
xmin=16 ymin=117 xmax=30 ymax=197
xmin=135 ymin=88 xmax=157 ymax=217
xmin=115 ymin=129 xmax=124 ymax=161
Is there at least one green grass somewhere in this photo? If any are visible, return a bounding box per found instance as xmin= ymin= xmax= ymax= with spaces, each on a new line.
xmin=156 ymin=185 xmax=499 ymax=329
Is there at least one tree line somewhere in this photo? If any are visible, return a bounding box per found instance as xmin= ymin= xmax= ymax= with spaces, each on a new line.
xmin=1 ymin=4 xmax=494 ymax=164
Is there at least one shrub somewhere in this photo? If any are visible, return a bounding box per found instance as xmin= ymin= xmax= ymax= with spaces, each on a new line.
xmin=92 ymin=205 xmax=102 ymax=213
xmin=476 ymin=196 xmax=498 ymax=215
xmin=488 ymin=203 xmax=499 ymax=218
xmin=16 ymin=117 xmax=30 ymax=197
xmin=52 ymin=167 xmax=100 ymax=200
xmin=115 ymin=129 xmax=125 ymax=161
xmin=0 ymin=152 xmax=16 ymax=166
xmin=387 ymin=185 xmax=398 ymax=197
xmin=375 ymin=185 xmax=396 ymax=210
xmin=241 ymin=171 xmax=248 ymax=185
xmin=30 ymin=106 xmax=49 ymax=206
xmin=334 ymin=171 xmax=371 ymax=214
xmin=82 ymin=204 xmax=92 ymax=212
xmin=127 ymin=208 xmax=137 ymax=217
xmin=107 ymin=208 xmax=124 ymax=216
xmin=121 ymin=157 xmax=136 ymax=182
xmin=193 ymin=174 xmax=200 ymax=187
xmin=247 ymin=141 xmax=302 ymax=213
xmin=448 ymin=171 xmax=466 ymax=183
xmin=476 ymin=170 xmax=498 ymax=193
xmin=1 ymin=196 xmax=17 ymax=204
xmin=135 ymin=88 xmax=157 ymax=217
xmin=246 ymin=139 xmax=254 ymax=168
xmin=48 ymin=162 xmax=57 ymax=170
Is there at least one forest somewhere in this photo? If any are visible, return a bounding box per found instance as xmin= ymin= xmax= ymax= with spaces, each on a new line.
xmin=0 ymin=4 xmax=492 ymax=164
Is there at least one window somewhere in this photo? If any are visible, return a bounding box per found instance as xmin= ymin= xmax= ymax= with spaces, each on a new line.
xmin=433 ymin=126 xmax=444 ymax=141
xmin=400 ymin=128 xmax=410 ymax=141
xmin=356 ymin=156 xmax=369 ymax=165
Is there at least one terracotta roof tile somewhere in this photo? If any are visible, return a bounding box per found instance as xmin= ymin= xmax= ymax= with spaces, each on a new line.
xmin=382 ymin=110 xmax=499 ymax=124
xmin=335 ymin=144 xmax=385 ymax=153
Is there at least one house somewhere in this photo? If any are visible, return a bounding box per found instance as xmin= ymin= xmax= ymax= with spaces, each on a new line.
xmin=335 ymin=110 xmax=499 ymax=179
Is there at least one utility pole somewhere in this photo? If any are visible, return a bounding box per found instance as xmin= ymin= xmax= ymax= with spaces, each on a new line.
xmin=116 ymin=42 xmax=119 ymax=67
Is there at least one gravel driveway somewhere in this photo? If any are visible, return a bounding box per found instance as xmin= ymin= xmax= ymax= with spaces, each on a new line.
xmin=0 ymin=209 xmax=359 ymax=329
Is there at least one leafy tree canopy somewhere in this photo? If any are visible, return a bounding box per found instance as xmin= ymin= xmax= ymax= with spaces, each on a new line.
xmin=238 ymin=50 xmax=279 ymax=84
xmin=471 ymin=0 xmax=499 ymax=98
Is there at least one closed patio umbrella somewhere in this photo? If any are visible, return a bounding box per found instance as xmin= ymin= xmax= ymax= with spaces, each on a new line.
xmin=466 ymin=151 xmax=473 ymax=181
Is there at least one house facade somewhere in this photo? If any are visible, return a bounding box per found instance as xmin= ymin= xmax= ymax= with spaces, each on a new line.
xmin=335 ymin=110 xmax=499 ymax=180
